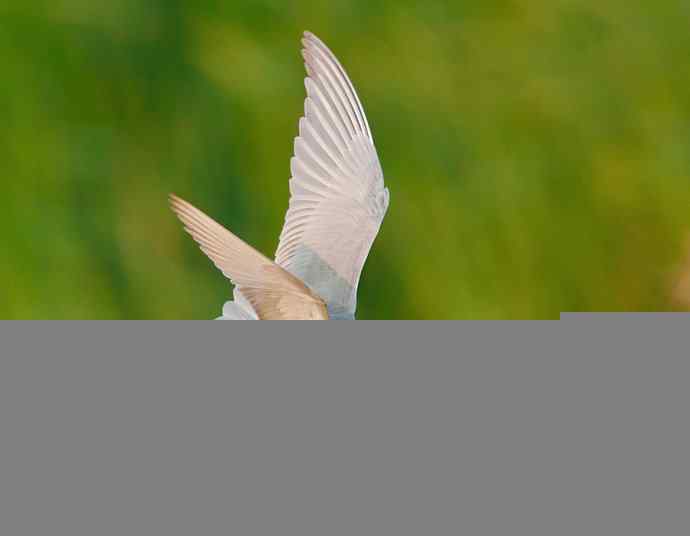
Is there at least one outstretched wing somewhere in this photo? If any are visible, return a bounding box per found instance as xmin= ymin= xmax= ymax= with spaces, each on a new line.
xmin=170 ymin=194 xmax=328 ymax=320
xmin=274 ymin=31 xmax=389 ymax=319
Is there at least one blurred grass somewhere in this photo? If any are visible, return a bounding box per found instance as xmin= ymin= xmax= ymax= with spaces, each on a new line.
xmin=2 ymin=0 xmax=689 ymax=319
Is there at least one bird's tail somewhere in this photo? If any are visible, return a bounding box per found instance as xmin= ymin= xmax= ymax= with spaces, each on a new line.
xmin=216 ymin=289 xmax=259 ymax=320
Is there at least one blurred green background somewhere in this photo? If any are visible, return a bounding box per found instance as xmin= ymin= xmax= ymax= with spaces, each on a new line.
xmin=2 ymin=1 xmax=689 ymax=319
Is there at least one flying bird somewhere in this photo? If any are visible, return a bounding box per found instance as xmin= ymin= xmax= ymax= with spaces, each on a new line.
xmin=170 ymin=32 xmax=389 ymax=319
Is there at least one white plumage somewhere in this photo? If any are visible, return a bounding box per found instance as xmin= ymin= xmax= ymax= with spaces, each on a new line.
xmin=171 ymin=32 xmax=389 ymax=320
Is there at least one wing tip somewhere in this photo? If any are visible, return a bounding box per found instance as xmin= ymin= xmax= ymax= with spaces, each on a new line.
xmin=168 ymin=192 xmax=188 ymax=215
xmin=301 ymin=33 xmax=319 ymax=70
xmin=168 ymin=194 xmax=210 ymax=242
xmin=168 ymin=194 xmax=202 ymax=234
xmin=302 ymin=31 xmax=327 ymax=55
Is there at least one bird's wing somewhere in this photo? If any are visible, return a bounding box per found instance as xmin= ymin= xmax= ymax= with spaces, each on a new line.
xmin=170 ymin=194 xmax=328 ymax=320
xmin=274 ymin=31 xmax=389 ymax=319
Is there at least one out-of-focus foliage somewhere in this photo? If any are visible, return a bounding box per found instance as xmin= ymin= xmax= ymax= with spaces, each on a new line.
xmin=2 ymin=1 xmax=689 ymax=319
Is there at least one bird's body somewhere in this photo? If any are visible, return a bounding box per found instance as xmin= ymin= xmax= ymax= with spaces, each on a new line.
xmin=170 ymin=32 xmax=389 ymax=319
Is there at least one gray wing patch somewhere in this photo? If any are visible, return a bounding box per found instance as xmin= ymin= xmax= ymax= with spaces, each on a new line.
xmin=285 ymin=244 xmax=356 ymax=319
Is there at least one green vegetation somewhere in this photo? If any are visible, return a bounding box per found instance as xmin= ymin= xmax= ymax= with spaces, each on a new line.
xmin=2 ymin=1 xmax=689 ymax=318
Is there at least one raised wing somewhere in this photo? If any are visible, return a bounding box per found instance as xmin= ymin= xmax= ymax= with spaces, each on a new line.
xmin=170 ymin=194 xmax=328 ymax=320
xmin=274 ymin=31 xmax=389 ymax=319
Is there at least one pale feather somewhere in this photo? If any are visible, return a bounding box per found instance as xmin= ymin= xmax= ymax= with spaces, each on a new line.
xmin=217 ymin=289 xmax=258 ymax=320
